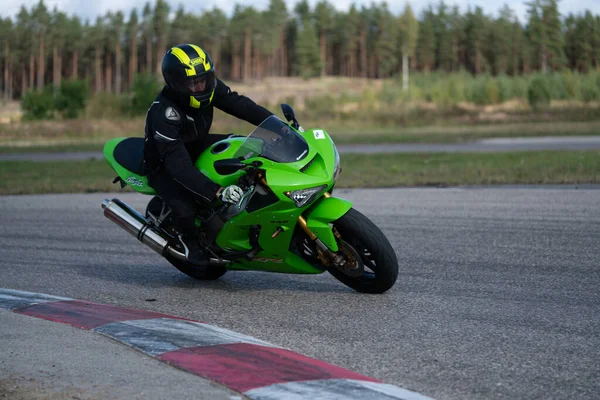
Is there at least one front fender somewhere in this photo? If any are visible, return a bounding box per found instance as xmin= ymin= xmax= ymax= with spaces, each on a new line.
xmin=304 ymin=196 xmax=353 ymax=252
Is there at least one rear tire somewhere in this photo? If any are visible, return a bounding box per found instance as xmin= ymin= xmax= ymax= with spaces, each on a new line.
xmin=146 ymin=196 xmax=227 ymax=281
xmin=328 ymin=208 xmax=398 ymax=294
xmin=165 ymin=255 xmax=227 ymax=281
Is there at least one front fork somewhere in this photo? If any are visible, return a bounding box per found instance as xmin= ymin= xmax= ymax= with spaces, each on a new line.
xmin=297 ymin=192 xmax=354 ymax=268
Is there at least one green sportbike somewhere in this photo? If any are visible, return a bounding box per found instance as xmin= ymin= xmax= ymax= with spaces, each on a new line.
xmin=101 ymin=105 xmax=398 ymax=293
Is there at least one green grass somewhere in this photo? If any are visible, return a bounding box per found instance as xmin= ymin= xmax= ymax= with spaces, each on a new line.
xmin=0 ymin=143 xmax=104 ymax=154
xmin=1 ymin=120 xmax=598 ymax=154
xmin=328 ymin=121 xmax=600 ymax=144
xmin=0 ymin=160 xmax=131 ymax=195
xmin=0 ymin=151 xmax=598 ymax=195
xmin=338 ymin=151 xmax=600 ymax=187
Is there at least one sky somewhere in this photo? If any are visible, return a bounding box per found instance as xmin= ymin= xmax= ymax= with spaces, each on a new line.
xmin=2 ymin=0 xmax=599 ymax=24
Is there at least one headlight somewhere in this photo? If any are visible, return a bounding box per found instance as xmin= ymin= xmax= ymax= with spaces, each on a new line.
xmin=285 ymin=185 xmax=327 ymax=207
xmin=333 ymin=145 xmax=342 ymax=181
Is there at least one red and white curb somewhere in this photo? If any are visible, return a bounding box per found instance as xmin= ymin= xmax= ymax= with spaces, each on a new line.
xmin=0 ymin=289 xmax=433 ymax=400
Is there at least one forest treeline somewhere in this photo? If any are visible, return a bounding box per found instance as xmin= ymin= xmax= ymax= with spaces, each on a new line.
xmin=1 ymin=0 xmax=599 ymax=100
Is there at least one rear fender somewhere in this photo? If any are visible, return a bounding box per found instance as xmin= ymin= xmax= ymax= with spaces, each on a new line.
xmin=103 ymin=138 xmax=155 ymax=195
xmin=304 ymin=196 xmax=353 ymax=252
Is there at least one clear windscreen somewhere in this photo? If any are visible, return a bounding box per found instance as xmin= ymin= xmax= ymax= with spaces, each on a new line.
xmin=234 ymin=116 xmax=309 ymax=163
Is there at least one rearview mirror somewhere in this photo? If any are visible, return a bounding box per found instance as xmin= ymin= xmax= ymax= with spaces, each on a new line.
xmin=281 ymin=103 xmax=300 ymax=130
xmin=214 ymin=158 xmax=246 ymax=175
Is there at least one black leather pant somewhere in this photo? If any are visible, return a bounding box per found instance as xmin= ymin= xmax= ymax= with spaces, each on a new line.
xmin=147 ymin=170 xmax=199 ymax=237
xmin=147 ymin=134 xmax=230 ymax=237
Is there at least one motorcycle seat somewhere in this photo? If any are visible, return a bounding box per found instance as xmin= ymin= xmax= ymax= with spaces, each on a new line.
xmin=113 ymin=137 xmax=145 ymax=175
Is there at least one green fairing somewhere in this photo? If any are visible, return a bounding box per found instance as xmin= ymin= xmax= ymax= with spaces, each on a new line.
xmin=103 ymin=138 xmax=156 ymax=195
xmin=105 ymin=119 xmax=352 ymax=274
xmin=305 ymin=196 xmax=353 ymax=251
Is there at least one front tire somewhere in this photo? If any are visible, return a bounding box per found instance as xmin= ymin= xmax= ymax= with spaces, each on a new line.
xmin=328 ymin=208 xmax=398 ymax=294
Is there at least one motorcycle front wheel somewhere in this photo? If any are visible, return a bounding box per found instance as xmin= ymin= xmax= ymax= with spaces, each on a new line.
xmin=328 ymin=208 xmax=399 ymax=294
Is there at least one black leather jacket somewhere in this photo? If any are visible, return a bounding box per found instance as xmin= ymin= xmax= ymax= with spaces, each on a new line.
xmin=143 ymin=79 xmax=273 ymax=201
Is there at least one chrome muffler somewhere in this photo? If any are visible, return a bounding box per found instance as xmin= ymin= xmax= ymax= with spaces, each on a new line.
xmin=101 ymin=198 xmax=187 ymax=261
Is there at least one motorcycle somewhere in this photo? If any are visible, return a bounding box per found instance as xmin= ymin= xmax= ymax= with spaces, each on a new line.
xmin=101 ymin=104 xmax=398 ymax=293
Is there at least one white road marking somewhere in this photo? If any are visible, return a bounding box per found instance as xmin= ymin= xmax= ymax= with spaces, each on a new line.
xmin=0 ymin=289 xmax=71 ymax=310
xmin=95 ymin=317 xmax=281 ymax=356
xmin=244 ymin=379 xmax=435 ymax=400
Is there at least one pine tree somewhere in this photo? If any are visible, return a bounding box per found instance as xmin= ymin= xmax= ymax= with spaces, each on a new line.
xmin=142 ymin=2 xmax=153 ymax=74
xmin=564 ymin=14 xmax=578 ymax=70
xmin=50 ymin=7 xmax=68 ymax=89
xmin=526 ymin=0 xmax=546 ymax=71
xmin=542 ymin=0 xmax=565 ymax=70
xmin=65 ymin=16 xmax=83 ymax=79
xmin=126 ymin=10 xmax=139 ymax=89
xmin=262 ymin=0 xmax=286 ymax=76
xmin=153 ymin=0 xmax=170 ymax=74
xmin=417 ymin=9 xmax=435 ymax=73
xmin=448 ymin=6 xmax=464 ymax=72
xmin=398 ymin=4 xmax=418 ymax=91
xmin=373 ymin=3 xmax=398 ymax=78
xmin=31 ymin=0 xmax=50 ymax=90
xmin=241 ymin=7 xmax=258 ymax=80
xmin=574 ymin=13 xmax=594 ymax=72
xmin=294 ymin=0 xmax=321 ymax=78
xmin=509 ymin=20 xmax=526 ymax=75
xmin=527 ymin=0 xmax=565 ymax=72
xmin=113 ymin=11 xmax=125 ymax=93
xmin=229 ymin=5 xmax=245 ymax=80
xmin=103 ymin=12 xmax=114 ymax=92
xmin=266 ymin=0 xmax=289 ymax=76
xmin=595 ymin=16 xmax=600 ymax=68
xmin=434 ymin=2 xmax=453 ymax=71
xmin=0 ymin=18 xmax=14 ymax=99
xmin=486 ymin=5 xmax=514 ymax=75
xmin=359 ymin=6 xmax=371 ymax=77
xmin=201 ymin=8 xmax=228 ymax=72
xmin=251 ymin=10 xmax=270 ymax=79
xmin=314 ymin=1 xmax=334 ymax=76
xmin=16 ymin=7 xmax=33 ymax=94
xmin=329 ymin=11 xmax=346 ymax=75
xmin=90 ymin=16 xmax=104 ymax=92
xmin=464 ymin=7 xmax=487 ymax=74
xmin=168 ymin=5 xmax=190 ymax=46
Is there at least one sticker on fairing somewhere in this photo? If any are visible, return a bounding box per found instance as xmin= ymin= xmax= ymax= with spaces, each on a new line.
xmin=314 ymin=130 xmax=325 ymax=140
xmin=254 ymin=258 xmax=283 ymax=263
xmin=125 ymin=176 xmax=144 ymax=187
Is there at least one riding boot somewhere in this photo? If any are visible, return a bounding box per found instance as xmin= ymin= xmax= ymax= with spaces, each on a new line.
xmin=181 ymin=234 xmax=209 ymax=267
xmin=178 ymin=218 xmax=208 ymax=267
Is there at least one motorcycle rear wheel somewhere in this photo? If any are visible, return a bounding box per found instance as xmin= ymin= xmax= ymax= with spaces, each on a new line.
xmin=165 ymin=255 xmax=227 ymax=281
xmin=328 ymin=208 xmax=399 ymax=294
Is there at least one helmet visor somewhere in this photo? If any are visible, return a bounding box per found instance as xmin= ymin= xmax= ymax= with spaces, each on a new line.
xmin=171 ymin=70 xmax=216 ymax=97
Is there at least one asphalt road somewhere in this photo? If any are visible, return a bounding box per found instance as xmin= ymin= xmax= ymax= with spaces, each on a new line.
xmin=0 ymin=310 xmax=240 ymax=399
xmin=0 ymin=188 xmax=599 ymax=399
xmin=1 ymin=136 xmax=599 ymax=161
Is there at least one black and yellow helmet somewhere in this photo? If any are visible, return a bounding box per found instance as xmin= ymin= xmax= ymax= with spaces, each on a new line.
xmin=161 ymin=44 xmax=216 ymax=109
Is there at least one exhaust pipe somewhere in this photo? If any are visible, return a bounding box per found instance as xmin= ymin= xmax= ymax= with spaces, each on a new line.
xmin=101 ymin=198 xmax=187 ymax=261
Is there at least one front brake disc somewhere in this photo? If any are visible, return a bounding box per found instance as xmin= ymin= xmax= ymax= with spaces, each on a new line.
xmin=333 ymin=240 xmax=364 ymax=278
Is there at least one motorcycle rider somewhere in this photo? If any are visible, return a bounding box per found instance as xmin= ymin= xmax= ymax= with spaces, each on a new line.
xmin=143 ymin=43 xmax=273 ymax=266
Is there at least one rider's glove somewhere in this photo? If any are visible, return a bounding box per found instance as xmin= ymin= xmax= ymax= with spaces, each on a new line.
xmin=220 ymin=185 xmax=244 ymax=204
